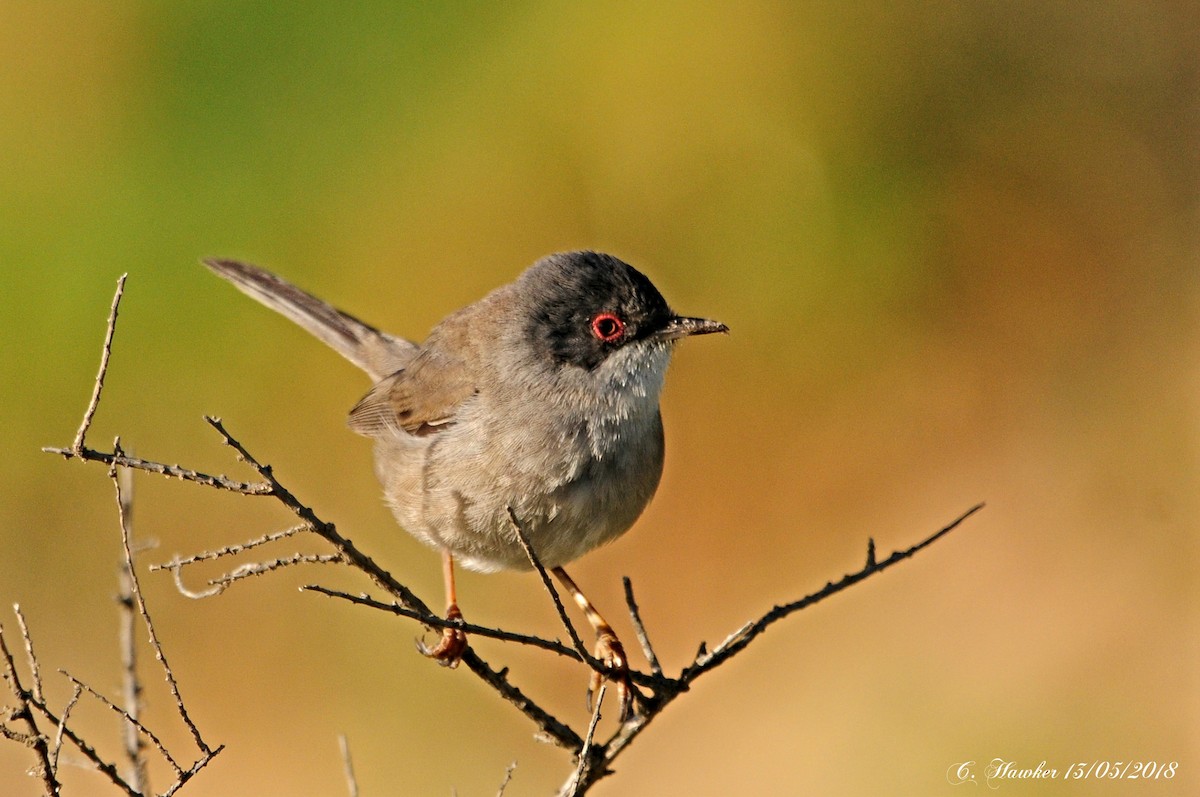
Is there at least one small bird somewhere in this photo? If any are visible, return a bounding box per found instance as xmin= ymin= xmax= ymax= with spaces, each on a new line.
xmin=204 ymin=251 xmax=726 ymax=717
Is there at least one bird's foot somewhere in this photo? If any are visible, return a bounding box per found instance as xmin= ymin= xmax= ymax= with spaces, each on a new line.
xmin=588 ymin=628 xmax=633 ymax=721
xmin=416 ymin=603 xmax=467 ymax=668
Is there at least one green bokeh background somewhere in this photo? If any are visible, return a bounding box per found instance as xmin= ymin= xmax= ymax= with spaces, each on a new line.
xmin=2 ymin=3 xmax=1196 ymax=795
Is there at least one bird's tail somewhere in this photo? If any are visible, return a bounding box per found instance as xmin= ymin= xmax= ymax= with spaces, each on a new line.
xmin=203 ymin=259 xmax=417 ymax=381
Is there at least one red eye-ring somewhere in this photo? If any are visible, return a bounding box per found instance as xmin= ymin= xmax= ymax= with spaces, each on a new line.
xmin=590 ymin=312 xmax=625 ymax=342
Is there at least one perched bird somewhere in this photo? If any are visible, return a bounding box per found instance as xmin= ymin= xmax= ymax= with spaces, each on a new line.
xmin=204 ymin=251 xmax=726 ymax=717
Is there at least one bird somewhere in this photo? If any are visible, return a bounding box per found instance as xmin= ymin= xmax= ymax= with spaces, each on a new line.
xmin=203 ymin=251 xmax=726 ymax=718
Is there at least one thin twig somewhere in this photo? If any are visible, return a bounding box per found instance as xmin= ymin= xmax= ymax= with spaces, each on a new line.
xmin=203 ymin=416 xmax=433 ymax=613
xmin=62 ymin=672 xmax=182 ymax=776
xmin=73 ymin=273 xmax=126 ymax=455
xmin=0 ymin=621 xmax=61 ymax=797
xmin=50 ymin=683 xmax=81 ymax=771
xmin=116 ymin=464 xmax=149 ymax=793
xmin=621 ymin=578 xmax=662 ymax=676
xmin=160 ymin=747 xmax=225 ymax=797
xmin=495 ymin=761 xmax=517 ymax=797
xmin=686 ymin=503 xmax=984 ymax=676
xmin=13 ymin=606 xmax=44 ymax=705
xmin=506 ymin=509 xmax=591 ymax=662
xmin=151 ymin=524 xmax=309 ymax=572
xmin=459 ymin=647 xmax=584 ymax=751
xmin=338 ymin=734 xmax=358 ymax=797
xmin=111 ymin=462 xmax=212 ymax=755
xmin=176 ymin=552 xmax=346 ymax=599
xmin=44 ymin=444 xmax=273 ymax=494
xmin=202 ymin=419 xmax=587 ymax=750
xmin=306 ymin=586 xmax=585 ymax=659
xmin=560 ymin=685 xmax=606 ymax=797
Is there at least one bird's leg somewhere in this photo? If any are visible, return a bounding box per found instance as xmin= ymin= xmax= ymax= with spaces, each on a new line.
xmin=551 ymin=566 xmax=633 ymax=720
xmin=417 ymin=549 xmax=468 ymax=667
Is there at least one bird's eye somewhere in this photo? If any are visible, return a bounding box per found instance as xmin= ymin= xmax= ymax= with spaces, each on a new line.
xmin=590 ymin=312 xmax=625 ymax=342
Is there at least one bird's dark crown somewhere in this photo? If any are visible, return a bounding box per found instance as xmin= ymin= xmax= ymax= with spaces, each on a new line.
xmin=521 ymin=251 xmax=675 ymax=371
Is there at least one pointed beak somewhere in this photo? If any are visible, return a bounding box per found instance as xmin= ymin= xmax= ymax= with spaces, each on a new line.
xmin=654 ymin=315 xmax=729 ymax=341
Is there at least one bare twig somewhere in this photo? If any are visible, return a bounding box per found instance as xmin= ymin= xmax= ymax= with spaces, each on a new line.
xmin=44 ymin=443 xmax=273 ymax=494
xmin=50 ymin=683 xmax=81 ymax=771
xmin=72 ymin=273 xmax=126 ymax=455
xmin=560 ymin=685 xmax=607 ymax=797
xmin=160 ymin=748 xmax=224 ymax=797
xmin=621 ymin=578 xmax=662 ymax=676
xmin=0 ymin=619 xmax=60 ymax=796
xmin=13 ymin=606 xmax=44 ymax=705
xmin=30 ymin=275 xmax=985 ymax=796
xmin=506 ymin=509 xmax=591 ymax=663
xmin=111 ymin=460 xmax=213 ymax=756
xmin=116 ymin=464 xmax=149 ymax=793
xmin=305 ymin=586 xmax=583 ymax=659
xmin=684 ymin=503 xmax=984 ymax=677
xmin=338 ymin=734 xmax=358 ymax=797
xmin=495 ymin=761 xmax=517 ymax=796
xmin=152 ymin=524 xmax=309 ymax=572
xmin=62 ymin=671 xmax=182 ymax=776
xmin=203 ymin=416 xmax=433 ymax=612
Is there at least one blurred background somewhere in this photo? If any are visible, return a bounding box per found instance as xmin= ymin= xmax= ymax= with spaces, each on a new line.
xmin=2 ymin=2 xmax=1196 ymax=795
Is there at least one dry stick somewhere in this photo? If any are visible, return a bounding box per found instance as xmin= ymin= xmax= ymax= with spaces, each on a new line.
xmin=686 ymin=503 xmax=985 ymax=677
xmin=495 ymin=761 xmax=518 ymax=797
xmin=72 ymin=273 xmax=126 ymax=455
xmin=338 ymin=734 xmax=359 ymax=797
xmin=50 ymin=683 xmax=81 ymax=771
xmin=305 ymin=586 xmax=583 ymax=660
xmin=116 ymin=465 xmax=149 ymax=793
xmin=151 ymin=524 xmax=310 ymax=571
xmin=44 ymin=444 xmax=273 ymax=495
xmin=61 ymin=672 xmax=182 ymax=776
xmin=160 ymin=748 xmax=223 ymax=797
xmin=111 ymin=459 xmax=213 ymax=756
xmin=41 ymin=278 xmax=582 ymax=753
xmin=561 ymin=684 xmax=607 ymax=797
xmin=204 ymin=417 xmax=585 ymax=751
xmin=195 ymin=552 xmax=346 ymax=599
xmin=563 ymin=504 xmax=987 ymax=795
xmin=505 ymin=509 xmax=592 ymax=665
xmin=202 ymin=416 xmax=431 ymax=614
xmin=0 ymin=620 xmax=60 ymax=797
xmin=304 ymin=587 xmax=671 ymax=691
xmin=12 ymin=606 xmax=44 ymax=705
xmin=621 ymin=578 xmax=662 ymax=677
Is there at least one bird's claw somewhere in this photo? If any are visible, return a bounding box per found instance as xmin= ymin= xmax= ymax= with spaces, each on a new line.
xmin=416 ymin=604 xmax=467 ymax=668
xmin=587 ymin=629 xmax=633 ymax=721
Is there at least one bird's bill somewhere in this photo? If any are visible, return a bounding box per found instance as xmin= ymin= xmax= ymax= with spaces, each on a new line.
xmin=654 ymin=315 xmax=729 ymax=341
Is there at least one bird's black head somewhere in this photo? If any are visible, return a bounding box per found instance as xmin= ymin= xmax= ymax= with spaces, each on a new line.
xmin=521 ymin=251 xmax=693 ymax=371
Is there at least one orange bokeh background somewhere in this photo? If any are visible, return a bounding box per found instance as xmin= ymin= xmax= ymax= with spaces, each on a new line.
xmin=2 ymin=4 xmax=1195 ymax=795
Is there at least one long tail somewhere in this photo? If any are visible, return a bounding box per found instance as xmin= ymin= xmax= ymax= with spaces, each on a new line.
xmin=203 ymin=259 xmax=417 ymax=381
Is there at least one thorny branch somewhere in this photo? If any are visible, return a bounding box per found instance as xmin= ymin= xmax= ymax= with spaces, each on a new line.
xmin=17 ymin=274 xmax=984 ymax=795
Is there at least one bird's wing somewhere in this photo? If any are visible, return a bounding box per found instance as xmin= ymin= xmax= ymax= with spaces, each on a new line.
xmin=347 ymin=349 xmax=477 ymax=437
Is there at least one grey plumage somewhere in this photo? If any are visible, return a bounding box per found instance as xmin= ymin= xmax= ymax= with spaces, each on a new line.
xmin=203 ymin=252 xmax=725 ymax=572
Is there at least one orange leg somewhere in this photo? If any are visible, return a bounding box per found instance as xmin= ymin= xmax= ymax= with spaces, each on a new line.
xmin=417 ymin=549 xmax=468 ymax=667
xmin=552 ymin=566 xmax=632 ymax=720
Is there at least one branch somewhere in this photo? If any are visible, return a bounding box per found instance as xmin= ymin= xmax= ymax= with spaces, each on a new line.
xmin=0 ymin=616 xmax=60 ymax=797
xmin=338 ymin=734 xmax=358 ymax=797
xmin=111 ymin=457 xmax=214 ymax=756
xmin=33 ymin=273 xmax=986 ymax=795
xmin=116 ymin=465 xmax=149 ymax=792
xmin=622 ymin=577 xmax=662 ymax=677
xmin=304 ymin=586 xmax=582 ymax=660
xmin=72 ymin=273 xmax=125 ymax=455
xmin=507 ymin=509 xmax=590 ymax=662
xmin=683 ymin=503 xmax=984 ymax=679
xmin=556 ymin=503 xmax=986 ymax=794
